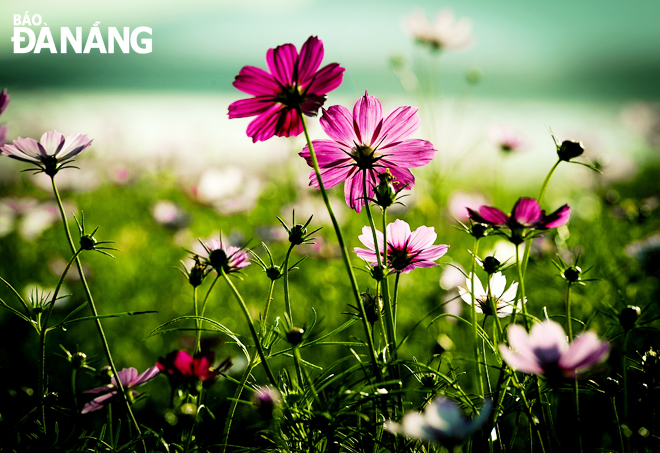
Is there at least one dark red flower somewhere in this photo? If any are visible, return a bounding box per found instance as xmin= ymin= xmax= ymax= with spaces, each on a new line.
xmin=157 ymin=350 xmax=230 ymax=388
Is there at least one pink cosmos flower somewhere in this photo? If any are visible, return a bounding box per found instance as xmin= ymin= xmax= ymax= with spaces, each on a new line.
xmin=1 ymin=130 xmax=92 ymax=176
xmin=157 ymin=350 xmax=231 ymax=388
xmin=82 ymin=366 xmax=160 ymax=414
xmin=499 ymin=320 xmax=610 ymax=379
xmin=385 ymin=397 xmax=491 ymax=442
xmin=354 ymin=219 xmax=449 ymax=273
xmin=229 ymin=36 xmax=344 ymax=143
xmin=467 ymin=197 xmax=571 ymax=244
xmin=0 ymin=88 xmax=9 ymax=115
xmin=487 ymin=125 xmax=525 ymax=153
xmin=300 ymin=93 xmax=437 ymax=212
xmin=201 ymin=238 xmax=250 ymax=274
xmin=404 ymin=9 xmax=474 ymax=51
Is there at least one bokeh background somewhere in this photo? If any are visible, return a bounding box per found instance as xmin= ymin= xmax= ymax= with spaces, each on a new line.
xmin=1 ymin=0 xmax=659 ymax=446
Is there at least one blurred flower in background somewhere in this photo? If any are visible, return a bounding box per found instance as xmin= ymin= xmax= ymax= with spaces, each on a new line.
xmin=487 ymin=124 xmax=525 ymax=154
xmin=447 ymin=191 xmax=489 ymax=221
xmin=152 ymin=200 xmax=189 ymax=230
xmin=183 ymin=166 xmax=262 ymax=215
xmin=404 ymin=9 xmax=474 ymax=51
xmin=82 ymin=366 xmax=160 ymax=414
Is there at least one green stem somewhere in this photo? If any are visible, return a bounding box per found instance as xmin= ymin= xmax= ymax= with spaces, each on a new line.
xmin=470 ymin=239 xmax=484 ymax=396
xmin=38 ymin=249 xmax=81 ymax=428
xmin=566 ymin=282 xmax=582 ymax=452
xmin=521 ymin=159 xmax=562 ymax=277
xmin=380 ymin=208 xmax=395 ymax=361
xmin=199 ymin=274 xmax=220 ymax=321
xmin=50 ymin=176 xmax=141 ymax=437
xmin=293 ymin=345 xmax=321 ymax=408
xmin=283 ymin=244 xmax=295 ymax=324
xmin=260 ymin=280 xmax=276 ymax=339
xmin=612 ymin=396 xmax=626 ymax=453
xmin=194 ymin=286 xmax=200 ymax=354
xmin=623 ymin=330 xmax=631 ymax=453
xmin=298 ymin=111 xmax=380 ymax=380
xmin=221 ymin=355 xmax=256 ymax=453
xmin=515 ymin=244 xmax=530 ymax=331
xmin=220 ymin=268 xmax=278 ymax=388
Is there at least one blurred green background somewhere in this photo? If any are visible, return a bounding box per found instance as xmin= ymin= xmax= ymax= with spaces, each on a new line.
xmin=0 ymin=0 xmax=659 ymax=446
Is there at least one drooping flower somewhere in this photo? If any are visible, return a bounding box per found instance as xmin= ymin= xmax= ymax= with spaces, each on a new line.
xmin=404 ymin=9 xmax=474 ymax=51
xmin=0 ymin=88 xmax=9 ymax=116
xmin=385 ymin=397 xmax=491 ymax=443
xmin=82 ymin=366 xmax=160 ymax=414
xmin=0 ymin=130 xmax=92 ymax=176
xmin=467 ymin=197 xmax=571 ymax=244
xmin=300 ymin=93 xmax=437 ymax=212
xmin=201 ymin=238 xmax=250 ymax=274
xmin=354 ymin=219 xmax=449 ymax=274
xmin=458 ymin=272 xmax=521 ymax=318
xmin=253 ymin=386 xmax=281 ymax=419
xmin=228 ymin=36 xmax=344 ymax=143
xmin=499 ymin=320 xmax=610 ymax=379
xmin=157 ymin=350 xmax=231 ymax=389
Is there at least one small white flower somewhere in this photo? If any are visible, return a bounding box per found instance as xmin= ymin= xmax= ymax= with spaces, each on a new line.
xmin=404 ymin=9 xmax=474 ymax=51
xmin=458 ymin=272 xmax=521 ymax=318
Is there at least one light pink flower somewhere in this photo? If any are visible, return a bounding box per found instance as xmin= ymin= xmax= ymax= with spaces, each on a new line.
xmin=499 ymin=320 xmax=610 ymax=378
xmin=487 ymin=125 xmax=525 ymax=153
xmin=229 ymin=36 xmax=344 ymax=143
xmin=404 ymin=9 xmax=474 ymax=51
xmin=82 ymin=366 xmax=159 ymax=414
xmin=354 ymin=219 xmax=448 ymax=273
xmin=447 ymin=191 xmax=489 ymax=221
xmin=300 ymin=93 xmax=437 ymax=212
xmin=1 ymin=130 xmax=92 ymax=176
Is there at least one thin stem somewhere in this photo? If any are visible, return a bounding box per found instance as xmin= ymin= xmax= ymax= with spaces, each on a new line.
xmin=470 ymin=239 xmax=484 ymax=396
xmin=199 ymin=274 xmax=221 ymax=320
xmin=283 ymin=244 xmax=295 ymax=324
xmin=298 ymin=111 xmax=381 ymax=380
xmin=293 ymin=345 xmax=321 ymax=407
xmin=623 ymin=330 xmax=631 ymax=453
xmin=515 ymin=245 xmax=530 ymax=331
xmin=50 ymin=176 xmax=141 ymax=438
xmin=612 ymin=396 xmax=626 ymax=453
xmin=380 ymin=208 xmax=395 ymax=360
xmin=220 ymin=268 xmax=278 ymax=388
xmin=221 ymin=355 xmax=256 ymax=453
xmin=38 ymin=248 xmax=81 ymax=429
xmin=566 ymin=282 xmax=582 ymax=453
xmin=260 ymin=280 xmax=276 ymax=339
xmin=194 ymin=286 xmax=200 ymax=354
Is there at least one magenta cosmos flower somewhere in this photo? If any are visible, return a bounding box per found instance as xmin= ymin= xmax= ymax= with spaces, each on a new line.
xmin=228 ymin=36 xmax=344 ymax=143
xmin=300 ymin=93 xmax=437 ymax=212
xmin=157 ymin=350 xmax=231 ymax=389
xmin=1 ymin=130 xmax=92 ymax=176
xmin=82 ymin=366 xmax=160 ymax=414
xmin=467 ymin=197 xmax=570 ymax=244
xmin=201 ymin=238 xmax=250 ymax=274
xmin=354 ymin=219 xmax=449 ymax=273
xmin=499 ymin=320 xmax=610 ymax=379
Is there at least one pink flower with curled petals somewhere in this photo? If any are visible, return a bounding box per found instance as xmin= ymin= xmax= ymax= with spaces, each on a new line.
xmin=499 ymin=320 xmax=610 ymax=379
xmin=157 ymin=350 xmax=231 ymax=389
xmin=82 ymin=366 xmax=159 ymax=414
xmin=354 ymin=219 xmax=449 ymax=273
xmin=229 ymin=36 xmax=344 ymax=143
xmin=467 ymin=197 xmax=571 ymax=244
xmin=1 ymin=130 xmax=92 ymax=176
xmin=300 ymin=93 xmax=437 ymax=212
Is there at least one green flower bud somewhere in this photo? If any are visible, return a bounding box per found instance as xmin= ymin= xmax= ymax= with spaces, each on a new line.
xmin=374 ymin=170 xmax=397 ymax=208
xmin=72 ymin=352 xmax=87 ymax=369
xmin=209 ymin=248 xmax=228 ymax=269
xmin=563 ymin=266 xmax=582 ymax=283
xmin=80 ymin=234 xmax=97 ymax=251
xmin=483 ymin=256 xmax=501 ymax=274
xmin=286 ymin=327 xmax=304 ymax=346
xmin=471 ymin=223 xmax=488 ymax=239
xmin=618 ymin=305 xmax=641 ymax=331
xmin=289 ymin=224 xmax=307 ymax=245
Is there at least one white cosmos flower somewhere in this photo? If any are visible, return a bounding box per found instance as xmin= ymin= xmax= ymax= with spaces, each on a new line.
xmin=458 ymin=272 xmax=521 ymax=318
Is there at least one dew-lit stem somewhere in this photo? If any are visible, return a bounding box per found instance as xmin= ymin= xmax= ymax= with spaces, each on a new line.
xmin=283 ymin=244 xmax=295 ymax=324
xmin=298 ymin=111 xmax=381 ymax=380
xmin=470 ymin=238 xmax=484 ymax=396
xmin=220 ymin=268 xmax=277 ymax=388
xmin=51 ymin=176 xmax=141 ymax=439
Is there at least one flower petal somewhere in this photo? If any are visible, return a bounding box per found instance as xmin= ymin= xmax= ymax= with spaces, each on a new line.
xmin=386 ymin=219 xmax=412 ymax=250
xmin=306 ymin=63 xmax=345 ymax=97
xmin=353 ymin=94 xmax=382 ymax=146
xmin=478 ymin=206 xmax=509 ymax=226
xmin=559 ymin=331 xmax=610 ymax=372
xmin=40 ymin=131 xmax=66 ymax=156
xmin=232 ymin=65 xmax=280 ymax=96
xmin=228 ymin=97 xmax=275 ymax=119
xmin=319 ymin=105 xmax=358 ymax=146
xmin=266 ymin=43 xmax=298 ymax=86
xmin=539 ymin=204 xmax=571 ymax=229
xmin=376 ymin=106 xmax=420 ymax=146
xmin=58 ymin=133 xmax=93 ymax=160
xmin=511 ymin=198 xmax=542 ymax=226
xmin=379 ymin=139 xmax=437 ymax=168
xmin=297 ymin=36 xmax=324 ymax=85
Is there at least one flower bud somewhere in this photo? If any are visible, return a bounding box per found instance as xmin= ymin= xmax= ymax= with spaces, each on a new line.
xmin=209 ymin=248 xmax=228 ymax=269
xmin=374 ymin=170 xmax=397 ymax=208
xmin=369 ymin=265 xmax=385 ymax=281
xmin=265 ymin=265 xmax=283 ymax=281
xmin=361 ymin=292 xmax=383 ymax=325
xmin=97 ymin=365 xmax=113 ymax=385
xmin=253 ymin=386 xmax=281 ymax=419
xmin=420 ymin=373 xmax=438 ymax=388
xmin=188 ymin=260 xmax=208 ymax=287
xmin=289 ymin=224 xmax=307 ymax=245
xmin=286 ymin=327 xmax=304 ymax=346
xmin=80 ymin=234 xmax=97 ymax=251
xmin=470 ymin=223 xmax=488 ymax=239
xmin=72 ymin=352 xmax=87 ymax=369
xmin=618 ymin=305 xmax=641 ymax=331
xmin=482 ymin=256 xmax=501 ymax=274
xmin=563 ymin=266 xmax=582 ymax=283
xmin=557 ymin=140 xmax=584 ymax=162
